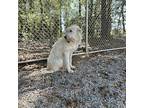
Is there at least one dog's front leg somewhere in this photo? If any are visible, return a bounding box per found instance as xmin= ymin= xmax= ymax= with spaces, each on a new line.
xmin=69 ymin=52 xmax=76 ymax=69
xmin=64 ymin=52 xmax=74 ymax=73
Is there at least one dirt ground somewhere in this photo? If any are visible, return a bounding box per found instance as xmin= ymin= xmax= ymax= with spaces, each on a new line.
xmin=18 ymin=50 xmax=126 ymax=108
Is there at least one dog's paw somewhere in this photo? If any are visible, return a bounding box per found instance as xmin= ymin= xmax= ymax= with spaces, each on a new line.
xmin=68 ymin=69 xmax=74 ymax=73
xmin=71 ymin=65 xmax=76 ymax=70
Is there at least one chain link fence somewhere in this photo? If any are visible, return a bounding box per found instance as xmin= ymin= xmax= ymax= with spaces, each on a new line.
xmin=18 ymin=0 xmax=126 ymax=62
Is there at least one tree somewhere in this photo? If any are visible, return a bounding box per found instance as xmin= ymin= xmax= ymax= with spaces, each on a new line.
xmin=121 ymin=0 xmax=126 ymax=33
xmin=88 ymin=0 xmax=94 ymax=40
xmin=78 ymin=0 xmax=82 ymax=25
xmin=79 ymin=0 xmax=81 ymax=16
xmin=101 ymin=0 xmax=112 ymax=39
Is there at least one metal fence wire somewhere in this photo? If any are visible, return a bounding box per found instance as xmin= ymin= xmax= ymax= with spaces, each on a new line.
xmin=18 ymin=0 xmax=126 ymax=62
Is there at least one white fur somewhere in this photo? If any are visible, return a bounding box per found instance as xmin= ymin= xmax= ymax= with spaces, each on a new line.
xmin=47 ymin=25 xmax=82 ymax=73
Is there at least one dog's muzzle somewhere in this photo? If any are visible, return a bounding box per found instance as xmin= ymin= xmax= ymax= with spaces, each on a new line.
xmin=64 ymin=36 xmax=70 ymax=43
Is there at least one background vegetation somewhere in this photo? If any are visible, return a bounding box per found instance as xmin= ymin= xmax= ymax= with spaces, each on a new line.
xmin=18 ymin=0 xmax=126 ymax=61
xmin=18 ymin=0 xmax=126 ymax=41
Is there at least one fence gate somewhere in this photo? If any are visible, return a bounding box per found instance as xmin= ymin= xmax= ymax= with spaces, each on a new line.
xmin=18 ymin=0 xmax=126 ymax=63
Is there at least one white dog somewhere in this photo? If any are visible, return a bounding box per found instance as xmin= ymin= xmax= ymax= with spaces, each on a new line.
xmin=47 ymin=25 xmax=82 ymax=73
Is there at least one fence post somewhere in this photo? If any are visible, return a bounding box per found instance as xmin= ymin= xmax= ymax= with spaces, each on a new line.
xmin=85 ymin=0 xmax=89 ymax=56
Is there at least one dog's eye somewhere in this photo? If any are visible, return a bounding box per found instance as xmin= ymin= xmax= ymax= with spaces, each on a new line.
xmin=69 ymin=29 xmax=72 ymax=32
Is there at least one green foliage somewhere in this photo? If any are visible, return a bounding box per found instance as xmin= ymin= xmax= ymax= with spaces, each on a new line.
xmin=18 ymin=0 xmax=126 ymax=42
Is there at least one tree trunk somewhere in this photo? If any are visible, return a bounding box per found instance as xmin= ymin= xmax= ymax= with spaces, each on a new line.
xmin=39 ymin=0 xmax=44 ymax=38
xmin=121 ymin=0 xmax=126 ymax=34
xmin=101 ymin=0 xmax=112 ymax=39
xmin=79 ymin=0 xmax=81 ymax=17
xmin=101 ymin=0 xmax=107 ymax=38
xmin=60 ymin=0 xmax=62 ymax=37
xmin=39 ymin=0 xmax=43 ymax=15
xmin=87 ymin=0 xmax=101 ymax=40
xmin=107 ymin=0 xmax=112 ymax=38
xmin=79 ymin=0 xmax=82 ymax=25
xmin=90 ymin=1 xmax=98 ymax=39
xmin=88 ymin=0 xmax=94 ymax=39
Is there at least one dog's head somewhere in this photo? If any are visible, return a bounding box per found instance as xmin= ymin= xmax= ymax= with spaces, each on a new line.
xmin=64 ymin=25 xmax=82 ymax=43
